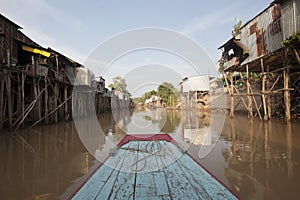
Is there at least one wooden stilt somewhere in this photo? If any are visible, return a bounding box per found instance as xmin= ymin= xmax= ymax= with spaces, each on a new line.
xmin=64 ymin=85 xmax=68 ymax=120
xmin=33 ymin=78 xmax=38 ymax=121
xmin=284 ymin=69 xmax=291 ymax=121
xmin=30 ymin=95 xmax=72 ymax=128
xmin=54 ymin=82 xmax=58 ymax=123
xmin=261 ymin=58 xmax=268 ymax=121
xmin=284 ymin=47 xmax=291 ymax=122
xmin=0 ymin=79 xmax=4 ymax=129
xmin=44 ymin=76 xmax=48 ymax=123
xmin=37 ymin=79 xmax=41 ymax=120
xmin=21 ymin=69 xmax=25 ymax=124
xmin=266 ymin=65 xmax=271 ymax=119
xmin=230 ymin=73 xmax=234 ymax=118
xmin=246 ymin=65 xmax=253 ymax=118
xmin=6 ymin=50 xmax=12 ymax=129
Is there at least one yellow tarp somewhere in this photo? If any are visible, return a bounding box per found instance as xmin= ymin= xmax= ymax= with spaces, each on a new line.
xmin=22 ymin=45 xmax=51 ymax=57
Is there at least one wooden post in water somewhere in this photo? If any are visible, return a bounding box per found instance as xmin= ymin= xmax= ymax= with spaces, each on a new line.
xmin=64 ymin=85 xmax=68 ymax=120
xmin=261 ymin=58 xmax=268 ymax=121
xmin=0 ymin=79 xmax=4 ymax=129
xmin=21 ymin=70 xmax=25 ymax=125
xmin=284 ymin=69 xmax=291 ymax=121
xmin=246 ymin=65 xmax=253 ymax=118
xmin=266 ymin=65 xmax=271 ymax=119
xmin=54 ymin=82 xmax=58 ymax=123
xmin=37 ymin=80 xmax=41 ymax=120
xmin=230 ymin=73 xmax=234 ymax=118
xmin=284 ymin=48 xmax=291 ymax=122
xmin=6 ymin=50 xmax=12 ymax=128
xmin=44 ymin=76 xmax=49 ymax=124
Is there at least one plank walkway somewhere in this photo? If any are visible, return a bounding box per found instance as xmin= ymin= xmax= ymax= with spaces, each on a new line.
xmin=72 ymin=135 xmax=237 ymax=200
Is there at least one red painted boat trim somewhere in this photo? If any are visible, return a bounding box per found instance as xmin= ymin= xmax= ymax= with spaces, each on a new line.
xmin=68 ymin=158 xmax=108 ymax=200
xmin=117 ymin=134 xmax=178 ymax=147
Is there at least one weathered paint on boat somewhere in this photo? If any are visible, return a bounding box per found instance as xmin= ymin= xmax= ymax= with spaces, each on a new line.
xmin=71 ymin=134 xmax=238 ymax=200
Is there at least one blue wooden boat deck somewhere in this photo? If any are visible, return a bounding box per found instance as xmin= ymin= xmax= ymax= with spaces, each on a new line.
xmin=71 ymin=134 xmax=237 ymax=200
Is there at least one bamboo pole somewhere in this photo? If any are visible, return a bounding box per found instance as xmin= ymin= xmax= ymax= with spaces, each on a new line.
xmin=246 ymin=65 xmax=253 ymax=118
xmin=261 ymin=58 xmax=268 ymax=120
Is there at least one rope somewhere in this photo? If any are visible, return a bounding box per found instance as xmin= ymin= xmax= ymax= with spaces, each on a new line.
xmin=118 ymin=140 xmax=167 ymax=172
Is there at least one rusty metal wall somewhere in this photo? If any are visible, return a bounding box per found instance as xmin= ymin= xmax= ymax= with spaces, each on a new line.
xmin=281 ymin=0 xmax=300 ymax=40
xmin=240 ymin=3 xmax=283 ymax=65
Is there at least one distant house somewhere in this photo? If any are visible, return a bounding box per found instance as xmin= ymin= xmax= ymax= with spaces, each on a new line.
xmin=144 ymin=95 xmax=162 ymax=108
xmin=179 ymin=75 xmax=210 ymax=109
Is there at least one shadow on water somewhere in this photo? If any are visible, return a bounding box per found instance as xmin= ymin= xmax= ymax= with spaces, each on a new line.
xmin=0 ymin=109 xmax=299 ymax=199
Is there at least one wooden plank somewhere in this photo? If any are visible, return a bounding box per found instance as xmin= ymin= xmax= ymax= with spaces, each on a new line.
xmin=73 ymin=142 xmax=132 ymax=200
xmin=178 ymin=155 xmax=237 ymax=199
xmin=154 ymin=141 xmax=199 ymax=199
xmin=108 ymin=141 xmax=139 ymax=199
xmin=166 ymin=142 xmax=237 ymax=199
xmin=153 ymin=171 xmax=169 ymax=196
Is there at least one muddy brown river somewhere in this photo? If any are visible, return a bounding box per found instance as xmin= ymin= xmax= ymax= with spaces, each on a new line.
xmin=0 ymin=109 xmax=299 ymax=200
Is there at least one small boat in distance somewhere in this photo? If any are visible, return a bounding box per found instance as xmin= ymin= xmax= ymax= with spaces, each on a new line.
xmin=71 ymin=134 xmax=238 ymax=199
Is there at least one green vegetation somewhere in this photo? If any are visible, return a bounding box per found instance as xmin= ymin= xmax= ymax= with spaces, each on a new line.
xmin=157 ymin=82 xmax=179 ymax=107
xmin=108 ymin=76 xmax=131 ymax=97
xmin=232 ymin=20 xmax=242 ymax=37
xmin=134 ymin=82 xmax=179 ymax=107
xmin=134 ymin=90 xmax=157 ymax=104
xmin=282 ymin=31 xmax=300 ymax=47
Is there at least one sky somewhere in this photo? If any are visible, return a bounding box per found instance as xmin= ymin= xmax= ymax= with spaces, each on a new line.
xmin=0 ymin=0 xmax=272 ymax=96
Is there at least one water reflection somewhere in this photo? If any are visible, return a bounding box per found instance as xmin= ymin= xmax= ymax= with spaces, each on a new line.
xmin=0 ymin=110 xmax=299 ymax=200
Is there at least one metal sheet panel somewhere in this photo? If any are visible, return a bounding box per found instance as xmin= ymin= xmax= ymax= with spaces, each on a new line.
xmin=240 ymin=4 xmax=283 ymax=65
xmin=281 ymin=0 xmax=300 ymax=39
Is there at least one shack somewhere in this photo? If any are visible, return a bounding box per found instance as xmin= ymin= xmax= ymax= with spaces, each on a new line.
xmin=179 ymin=75 xmax=210 ymax=109
xmin=0 ymin=13 xmax=115 ymax=129
xmin=218 ymin=0 xmax=300 ymax=120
